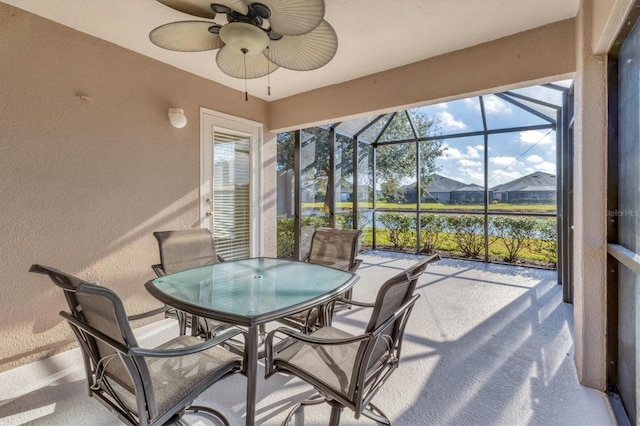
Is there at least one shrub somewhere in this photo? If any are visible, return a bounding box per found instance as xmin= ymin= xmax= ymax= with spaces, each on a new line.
xmin=378 ymin=213 xmax=415 ymax=250
xmin=490 ymin=216 xmax=537 ymax=263
xmin=277 ymin=218 xmax=295 ymax=259
xmin=278 ymin=216 xmax=331 ymax=259
xmin=301 ymin=215 xmax=330 ymax=229
xmin=336 ymin=211 xmax=370 ymax=229
xmin=446 ymin=215 xmax=484 ymax=258
xmin=531 ymin=218 xmax=557 ymax=265
xmin=420 ymin=213 xmax=445 ymax=254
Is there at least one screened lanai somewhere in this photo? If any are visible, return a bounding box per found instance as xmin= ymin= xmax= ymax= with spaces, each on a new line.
xmin=277 ymin=80 xmax=573 ymax=297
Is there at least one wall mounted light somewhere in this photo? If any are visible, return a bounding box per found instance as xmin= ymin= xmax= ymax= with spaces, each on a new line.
xmin=168 ymin=108 xmax=187 ymax=128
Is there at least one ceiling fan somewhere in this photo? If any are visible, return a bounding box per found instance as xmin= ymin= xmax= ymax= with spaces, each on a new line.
xmin=149 ymin=0 xmax=338 ymax=99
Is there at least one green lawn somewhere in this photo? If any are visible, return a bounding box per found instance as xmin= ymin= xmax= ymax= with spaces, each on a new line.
xmin=302 ymin=202 xmax=556 ymax=213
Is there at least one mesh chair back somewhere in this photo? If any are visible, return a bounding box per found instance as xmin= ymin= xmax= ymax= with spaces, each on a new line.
xmin=364 ymin=258 xmax=429 ymax=333
xmin=29 ymin=264 xmax=87 ymax=316
xmin=75 ymin=286 xmax=141 ymax=393
xmin=153 ymin=229 xmax=219 ymax=275
xmin=352 ymin=257 xmax=432 ymax=396
xmin=299 ymin=225 xmax=316 ymax=260
xmin=30 ymin=265 xmax=141 ymax=396
xmin=307 ymin=228 xmax=362 ymax=271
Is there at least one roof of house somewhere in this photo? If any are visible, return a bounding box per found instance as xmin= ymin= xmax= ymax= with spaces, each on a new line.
xmin=426 ymin=174 xmax=468 ymax=192
xmin=491 ymin=172 xmax=556 ymax=192
xmin=518 ymin=185 xmax=556 ymax=192
xmin=454 ymin=184 xmax=484 ymax=192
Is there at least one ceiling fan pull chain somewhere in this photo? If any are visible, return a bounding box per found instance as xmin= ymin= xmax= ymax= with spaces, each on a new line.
xmin=267 ymin=47 xmax=271 ymax=96
xmin=242 ymin=48 xmax=248 ymax=101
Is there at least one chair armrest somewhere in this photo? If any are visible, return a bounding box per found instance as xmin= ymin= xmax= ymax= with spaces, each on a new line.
xmin=151 ymin=264 xmax=165 ymax=277
xmin=349 ymin=258 xmax=363 ymax=273
xmin=62 ymin=310 xmax=245 ymax=360
xmin=128 ymin=329 xmax=245 ymax=358
xmin=336 ymin=297 xmax=375 ymax=308
xmin=264 ymin=326 xmax=372 ymax=378
xmin=268 ymin=327 xmax=371 ymax=346
xmin=127 ymin=306 xmax=171 ymax=321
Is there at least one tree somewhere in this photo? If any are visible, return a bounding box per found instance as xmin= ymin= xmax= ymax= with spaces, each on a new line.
xmin=276 ymin=110 xmax=444 ymax=205
xmin=277 ymin=131 xmax=295 ymax=172
xmin=277 ymin=128 xmax=336 ymax=198
xmin=380 ymin=181 xmax=403 ymax=203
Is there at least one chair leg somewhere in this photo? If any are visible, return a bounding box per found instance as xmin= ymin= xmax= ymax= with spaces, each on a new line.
xmin=361 ymin=402 xmax=391 ymax=425
xmin=281 ymin=393 xmax=325 ymax=425
xmin=187 ymin=405 xmax=229 ymax=426
xmin=176 ymin=311 xmax=188 ymax=336
xmin=328 ymin=402 xmax=343 ymax=426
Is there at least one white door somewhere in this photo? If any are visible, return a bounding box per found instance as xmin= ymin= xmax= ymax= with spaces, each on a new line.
xmin=200 ymin=109 xmax=262 ymax=259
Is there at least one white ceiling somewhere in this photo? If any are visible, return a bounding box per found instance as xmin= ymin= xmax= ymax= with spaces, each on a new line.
xmin=3 ymin=0 xmax=579 ymax=101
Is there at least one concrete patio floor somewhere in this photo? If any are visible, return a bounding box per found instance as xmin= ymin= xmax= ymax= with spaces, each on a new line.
xmin=0 ymin=251 xmax=616 ymax=425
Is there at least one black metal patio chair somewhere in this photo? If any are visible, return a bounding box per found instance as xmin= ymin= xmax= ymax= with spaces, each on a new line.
xmin=264 ymin=254 xmax=439 ymax=425
xmin=277 ymin=227 xmax=363 ymax=333
xmin=30 ymin=264 xmax=244 ymax=426
xmin=152 ymin=229 xmax=230 ymax=338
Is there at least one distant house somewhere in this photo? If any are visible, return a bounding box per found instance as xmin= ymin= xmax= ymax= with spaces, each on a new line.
xmin=400 ymin=174 xmax=490 ymax=204
xmin=424 ymin=174 xmax=467 ymax=203
xmin=339 ymin=182 xmax=373 ymax=202
xmin=450 ymin=183 xmax=490 ymax=204
xmin=491 ymin=171 xmax=556 ymax=203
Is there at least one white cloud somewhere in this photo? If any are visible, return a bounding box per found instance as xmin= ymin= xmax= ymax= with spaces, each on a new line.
xmin=466 ymin=146 xmax=480 ymax=158
xmin=489 ymin=156 xmax=516 ymax=166
xmin=526 ymin=154 xmax=544 ymax=163
xmin=519 ymin=130 xmax=553 ymax=145
xmin=458 ymin=159 xmax=481 ymax=167
xmin=459 ymin=168 xmax=484 ymax=184
xmin=474 ymin=145 xmax=484 ymax=151
xmin=535 ymin=161 xmax=556 ymax=174
xmin=439 ymin=171 xmax=454 ymax=180
xmin=441 ymin=144 xmax=463 ymax=159
xmin=438 ymin=111 xmax=466 ymax=131
xmin=490 ymin=170 xmax=522 ymax=185
xmin=483 ymin=96 xmax=513 ymax=114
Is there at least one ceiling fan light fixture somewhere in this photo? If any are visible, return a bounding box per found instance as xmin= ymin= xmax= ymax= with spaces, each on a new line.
xmin=152 ymin=0 xmax=335 ymax=99
xmin=219 ymin=22 xmax=269 ymax=56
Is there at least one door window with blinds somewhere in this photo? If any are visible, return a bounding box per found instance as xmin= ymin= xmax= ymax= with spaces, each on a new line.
xmin=200 ymin=109 xmax=262 ymax=261
xmin=212 ymin=130 xmax=250 ymax=260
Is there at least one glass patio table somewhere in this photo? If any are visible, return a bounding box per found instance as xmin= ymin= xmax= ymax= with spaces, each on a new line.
xmin=145 ymin=257 xmax=359 ymax=426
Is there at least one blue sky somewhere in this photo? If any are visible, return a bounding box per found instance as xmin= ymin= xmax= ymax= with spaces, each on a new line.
xmin=410 ymin=83 xmax=566 ymax=187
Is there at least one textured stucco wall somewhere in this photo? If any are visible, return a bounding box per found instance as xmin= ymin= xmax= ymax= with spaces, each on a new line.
xmin=0 ymin=3 xmax=273 ymax=372
xmin=573 ymin=0 xmax=608 ymax=391
xmin=572 ymin=0 xmax=633 ymax=390
xmin=267 ymin=19 xmax=576 ymax=132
